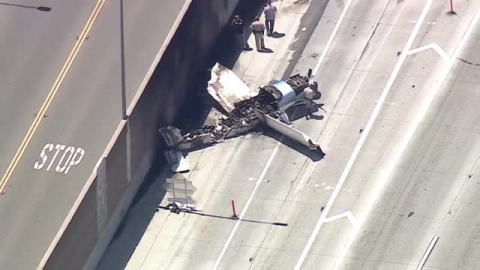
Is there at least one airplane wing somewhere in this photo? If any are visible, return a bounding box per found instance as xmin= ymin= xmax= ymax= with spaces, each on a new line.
xmin=254 ymin=110 xmax=323 ymax=154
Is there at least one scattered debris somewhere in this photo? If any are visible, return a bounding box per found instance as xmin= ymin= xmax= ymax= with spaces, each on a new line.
xmin=408 ymin=211 xmax=414 ymax=217
xmin=159 ymin=63 xmax=325 ymax=156
xmin=164 ymin=150 xmax=190 ymax=173
xmin=207 ymin=63 xmax=257 ymax=113
xmin=162 ymin=174 xmax=196 ymax=206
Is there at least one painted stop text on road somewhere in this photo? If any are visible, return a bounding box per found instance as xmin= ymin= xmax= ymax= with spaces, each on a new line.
xmin=34 ymin=143 xmax=85 ymax=174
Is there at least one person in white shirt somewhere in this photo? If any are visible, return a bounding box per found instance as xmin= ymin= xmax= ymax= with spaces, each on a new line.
xmin=264 ymin=0 xmax=277 ymax=36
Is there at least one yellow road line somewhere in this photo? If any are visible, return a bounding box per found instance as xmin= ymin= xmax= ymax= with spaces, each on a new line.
xmin=0 ymin=0 xmax=106 ymax=194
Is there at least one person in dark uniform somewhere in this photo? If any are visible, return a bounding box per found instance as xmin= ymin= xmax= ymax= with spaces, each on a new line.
xmin=231 ymin=15 xmax=250 ymax=50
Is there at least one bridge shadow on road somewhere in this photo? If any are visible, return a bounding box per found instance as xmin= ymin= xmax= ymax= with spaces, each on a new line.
xmin=96 ymin=1 xmax=267 ymax=269
xmin=97 ymin=149 xmax=168 ymax=270
xmin=97 ymin=0 xmax=331 ymax=265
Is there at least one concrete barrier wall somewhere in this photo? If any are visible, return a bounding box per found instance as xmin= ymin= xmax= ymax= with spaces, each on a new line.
xmin=41 ymin=1 xmax=242 ymax=269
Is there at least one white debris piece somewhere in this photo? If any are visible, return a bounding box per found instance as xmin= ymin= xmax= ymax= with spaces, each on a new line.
xmin=254 ymin=110 xmax=323 ymax=154
xmin=207 ymin=63 xmax=257 ymax=113
xmin=164 ymin=150 xmax=190 ymax=173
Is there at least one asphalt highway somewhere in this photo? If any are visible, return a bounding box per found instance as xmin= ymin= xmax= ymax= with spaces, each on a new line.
xmin=0 ymin=0 xmax=187 ymax=268
xmin=105 ymin=0 xmax=480 ymax=269
xmin=330 ymin=3 xmax=480 ymax=269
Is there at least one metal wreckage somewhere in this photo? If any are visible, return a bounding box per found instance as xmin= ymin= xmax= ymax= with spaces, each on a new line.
xmin=159 ymin=63 xmax=325 ymax=157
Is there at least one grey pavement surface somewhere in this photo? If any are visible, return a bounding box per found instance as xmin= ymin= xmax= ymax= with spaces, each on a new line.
xmin=100 ymin=0 xmax=480 ymax=270
xmin=332 ymin=3 xmax=480 ymax=269
xmin=0 ymin=0 xmax=187 ymax=269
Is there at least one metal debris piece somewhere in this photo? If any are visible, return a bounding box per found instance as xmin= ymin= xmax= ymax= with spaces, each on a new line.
xmin=164 ymin=150 xmax=190 ymax=173
xmin=159 ymin=126 xmax=184 ymax=147
xmin=255 ymin=110 xmax=323 ymax=154
xmin=207 ymin=63 xmax=257 ymax=113
xmin=163 ymin=173 xmax=196 ymax=206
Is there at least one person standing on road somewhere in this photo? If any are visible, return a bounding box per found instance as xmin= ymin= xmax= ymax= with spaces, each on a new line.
xmin=231 ymin=15 xmax=250 ymax=50
xmin=250 ymin=16 xmax=266 ymax=51
xmin=264 ymin=0 xmax=277 ymax=36
xmin=303 ymin=86 xmax=316 ymax=119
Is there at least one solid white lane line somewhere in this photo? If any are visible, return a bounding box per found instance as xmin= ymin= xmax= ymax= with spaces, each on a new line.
xmin=292 ymin=0 xmax=355 ymax=197
xmin=332 ymin=4 xmax=480 ymax=270
xmin=294 ymin=1 xmax=433 ymax=269
xmin=417 ymin=236 xmax=439 ymax=270
xmin=212 ymin=1 xmax=355 ymax=269
xmin=212 ymin=144 xmax=280 ymax=270
xmin=312 ymin=0 xmax=353 ymax=77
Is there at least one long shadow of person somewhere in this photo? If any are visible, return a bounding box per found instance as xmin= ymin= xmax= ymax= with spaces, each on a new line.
xmin=306 ymin=114 xmax=324 ymax=121
xmin=271 ymin=31 xmax=286 ymax=38
xmin=258 ymin=48 xmax=274 ymax=53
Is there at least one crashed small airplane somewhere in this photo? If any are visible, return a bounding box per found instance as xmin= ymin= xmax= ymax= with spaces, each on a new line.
xmin=159 ymin=63 xmax=325 ymax=156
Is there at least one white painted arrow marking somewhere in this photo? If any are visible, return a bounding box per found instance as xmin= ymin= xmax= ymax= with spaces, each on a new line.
xmin=324 ymin=210 xmax=358 ymax=227
xmin=407 ymin=43 xmax=450 ymax=61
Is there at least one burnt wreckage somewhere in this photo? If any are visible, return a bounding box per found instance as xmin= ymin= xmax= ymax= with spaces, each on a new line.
xmin=160 ymin=63 xmax=325 ymax=156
